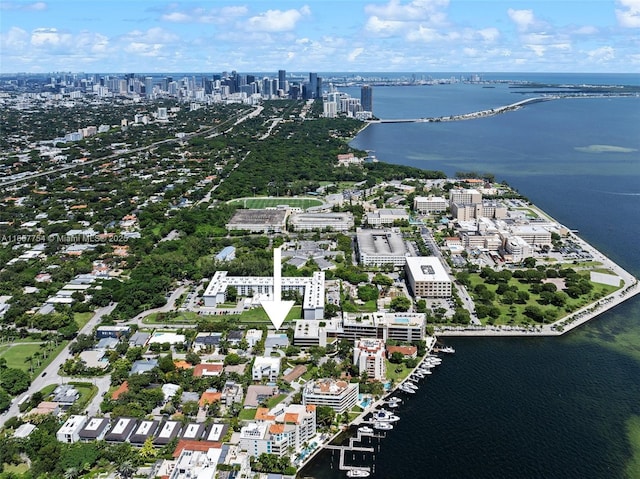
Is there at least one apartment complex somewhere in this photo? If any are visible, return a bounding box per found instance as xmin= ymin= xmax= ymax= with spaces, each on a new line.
xmin=354 ymin=338 xmax=386 ymax=380
xmin=302 ymin=378 xmax=359 ymax=413
xmin=405 ymin=256 xmax=452 ymax=298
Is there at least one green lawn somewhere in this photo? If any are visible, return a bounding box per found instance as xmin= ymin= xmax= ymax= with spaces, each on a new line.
xmin=0 ymin=342 xmax=44 ymax=371
xmin=0 ymin=340 xmax=68 ymax=376
xmin=465 ymin=273 xmax=620 ymax=326
xmin=239 ymin=408 xmax=257 ymax=420
xmin=74 ymin=311 xmax=93 ymax=329
xmin=228 ymin=197 xmax=323 ymax=210
xmin=385 ymin=360 xmax=413 ymax=384
xmin=144 ymin=311 xmax=200 ymax=324
xmin=265 ymin=394 xmax=287 ymax=409
xmin=236 ymin=305 xmax=302 ymax=323
xmin=67 ymin=382 xmax=98 ymax=413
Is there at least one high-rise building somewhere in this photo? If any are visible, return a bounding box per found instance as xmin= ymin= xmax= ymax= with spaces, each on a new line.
xmin=144 ymin=77 xmax=153 ymax=97
xmin=278 ymin=69 xmax=287 ymax=93
xmin=361 ymin=85 xmax=373 ymax=113
xmin=308 ymin=72 xmax=318 ymax=99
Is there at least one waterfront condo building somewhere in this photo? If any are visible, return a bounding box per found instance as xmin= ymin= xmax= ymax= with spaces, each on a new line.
xmin=354 ymin=338 xmax=386 ymax=381
xmin=361 ymin=85 xmax=373 ymax=113
xmin=240 ymin=404 xmax=316 ymax=457
xmin=302 ymin=378 xmax=359 ymax=413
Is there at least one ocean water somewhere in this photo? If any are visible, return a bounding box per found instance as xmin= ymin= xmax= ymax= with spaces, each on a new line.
xmin=300 ymin=75 xmax=640 ymax=478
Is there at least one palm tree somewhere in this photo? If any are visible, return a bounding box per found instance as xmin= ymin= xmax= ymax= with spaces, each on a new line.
xmin=116 ymin=460 xmax=135 ymax=479
xmin=24 ymin=356 xmax=33 ymax=374
xmin=64 ymin=467 xmax=79 ymax=479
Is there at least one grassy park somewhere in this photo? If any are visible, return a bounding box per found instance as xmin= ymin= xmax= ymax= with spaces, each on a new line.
xmin=228 ymin=197 xmax=323 ymax=210
xmin=465 ymin=271 xmax=620 ymax=326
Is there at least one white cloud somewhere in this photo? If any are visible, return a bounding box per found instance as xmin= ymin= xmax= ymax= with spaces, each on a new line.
xmin=572 ymin=26 xmax=598 ymax=35
xmin=162 ymin=12 xmax=191 ymax=23
xmin=508 ymin=8 xmax=535 ymax=31
xmin=616 ymin=0 xmax=640 ymax=27
xmin=0 ymin=1 xmax=46 ymax=11
xmin=0 ymin=26 xmax=29 ymax=50
xmin=122 ymin=27 xmax=178 ymax=44
xmin=477 ymin=28 xmax=500 ymax=42
xmin=30 ymin=27 xmax=72 ymax=48
xmin=364 ymin=0 xmax=449 ymax=21
xmin=162 ymin=5 xmax=249 ymax=24
xmin=527 ymin=44 xmax=546 ymax=57
xmin=246 ymin=7 xmax=310 ymax=32
xmin=588 ymin=46 xmax=615 ymax=61
xmin=365 ymin=16 xmax=406 ymax=36
xmin=347 ymin=47 xmax=364 ymax=62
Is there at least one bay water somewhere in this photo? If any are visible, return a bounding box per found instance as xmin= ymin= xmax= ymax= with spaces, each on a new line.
xmin=300 ymin=74 xmax=640 ymax=478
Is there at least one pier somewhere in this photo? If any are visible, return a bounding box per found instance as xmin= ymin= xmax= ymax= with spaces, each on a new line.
xmin=374 ymin=97 xmax=552 ymax=124
xmin=325 ymin=430 xmax=377 ymax=474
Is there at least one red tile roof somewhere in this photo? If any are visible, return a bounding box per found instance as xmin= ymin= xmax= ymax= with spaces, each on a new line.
xmin=193 ymin=363 xmax=223 ymax=377
xmin=112 ymin=381 xmax=129 ymax=400
xmin=172 ymin=440 xmax=222 ymax=457
xmin=199 ymin=391 xmax=221 ymax=407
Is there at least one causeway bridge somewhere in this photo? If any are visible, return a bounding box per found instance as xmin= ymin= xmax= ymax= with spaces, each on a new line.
xmin=375 ymin=96 xmax=553 ymax=124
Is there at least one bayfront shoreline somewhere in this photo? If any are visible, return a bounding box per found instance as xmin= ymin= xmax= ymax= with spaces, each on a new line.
xmin=441 ymin=202 xmax=639 ymax=337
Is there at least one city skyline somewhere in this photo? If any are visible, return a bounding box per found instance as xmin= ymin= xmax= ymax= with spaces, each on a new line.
xmin=1 ymin=0 xmax=639 ymax=74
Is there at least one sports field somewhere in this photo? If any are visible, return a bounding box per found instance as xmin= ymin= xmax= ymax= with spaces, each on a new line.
xmin=228 ymin=197 xmax=323 ymax=210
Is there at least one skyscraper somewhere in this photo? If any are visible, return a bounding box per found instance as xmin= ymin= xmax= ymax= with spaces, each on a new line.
xmin=361 ymin=85 xmax=373 ymax=113
xmin=278 ymin=69 xmax=287 ymax=93
xmin=308 ymin=72 xmax=318 ymax=99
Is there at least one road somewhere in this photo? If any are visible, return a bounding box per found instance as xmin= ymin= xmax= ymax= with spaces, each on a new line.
xmin=0 ymin=105 xmax=260 ymax=189
xmin=0 ymin=303 xmax=117 ymax=429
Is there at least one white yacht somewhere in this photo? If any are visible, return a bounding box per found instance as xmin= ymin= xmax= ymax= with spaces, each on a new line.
xmin=358 ymin=426 xmax=374 ymax=434
xmin=440 ymin=346 xmax=455 ymax=354
xmin=347 ymin=469 xmax=371 ymax=477
xmin=374 ymin=409 xmax=400 ymax=422
xmin=373 ymin=421 xmax=393 ymax=430
xmin=398 ymin=383 xmax=417 ymax=394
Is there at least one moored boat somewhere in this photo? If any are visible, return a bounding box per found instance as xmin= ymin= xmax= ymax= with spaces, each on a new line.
xmin=347 ymin=469 xmax=371 ymax=477
xmin=373 ymin=421 xmax=393 ymax=430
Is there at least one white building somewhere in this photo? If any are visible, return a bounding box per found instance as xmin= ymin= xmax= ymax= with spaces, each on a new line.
xmin=302 ymin=378 xmax=359 ymax=413
xmin=252 ymin=356 xmax=281 ymax=381
xmin=354 ymin=338 xmax=386 ymax=381
xmin=405 ymin=256 xmax=452 ymax=298
xmin=289 ymin=212 xmax=354 ymax=232
xmin=356 ymin=229 xmax=409 ymax=267
xmin=449 ymin=188 xmax=482 ymax=206
xmin=245 ymin=329 xmax=264 ymax=349
xmin=203 ymin=270 xmax=325 ymax=320
xmin=169 ymin=447 xmax=223 ymax=479
xmin=504 ymin=235 xmax=533 ymax=262
xmin=365 ymin=208 xmax=409 ymax=227
xmin=413 ymin=196 xmax=448 ymax=214
xmin=57 ymin=415 xmax=88 ymax=443
xmin=240 ymin=404 xmax=316 ymax=458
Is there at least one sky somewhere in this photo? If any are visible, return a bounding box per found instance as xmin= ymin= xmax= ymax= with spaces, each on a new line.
xmin=1 ymin=0 xmax=639 ymax=73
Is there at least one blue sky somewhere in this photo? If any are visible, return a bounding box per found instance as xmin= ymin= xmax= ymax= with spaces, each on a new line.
xmin=1 ymin=0 xmax=639 ymax=73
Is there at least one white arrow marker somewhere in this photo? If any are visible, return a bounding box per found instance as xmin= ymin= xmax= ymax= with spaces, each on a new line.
xmin=261 ymin=247 xmax=294 ymax=330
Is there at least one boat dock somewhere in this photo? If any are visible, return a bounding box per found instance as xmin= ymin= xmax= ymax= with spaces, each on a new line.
xmin=325 ymin=429 xmax=376 ymax=474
